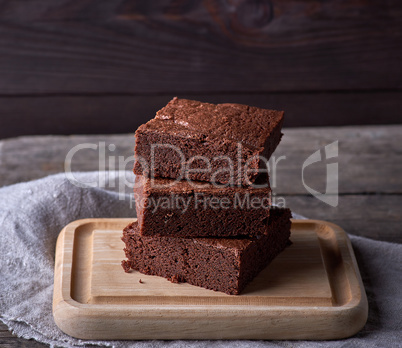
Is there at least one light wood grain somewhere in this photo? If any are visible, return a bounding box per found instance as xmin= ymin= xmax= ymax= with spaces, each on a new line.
xmin=53 ymin=218 xmax=368 ymax=340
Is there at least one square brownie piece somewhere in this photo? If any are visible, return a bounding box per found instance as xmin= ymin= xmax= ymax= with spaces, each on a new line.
xmin=122 ymin=207 xmax=292 ymax=295
xmin=134 ymin=98 xmax=284 ymax=186
xmin=133 ymin=174 xmax=271 ymax=238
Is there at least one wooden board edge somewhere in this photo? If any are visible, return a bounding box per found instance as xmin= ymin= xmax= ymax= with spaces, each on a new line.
xmin=297 ymin=219 xmax=368 ymax=336
xmin=52 ymin=218 xmax=369 ymax=340
xmin=320 ymin=219 xmax=368 ymax=334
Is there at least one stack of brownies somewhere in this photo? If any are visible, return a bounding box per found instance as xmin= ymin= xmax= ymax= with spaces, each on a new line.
xmin=121 ymin=97 xmax=292 ymax=295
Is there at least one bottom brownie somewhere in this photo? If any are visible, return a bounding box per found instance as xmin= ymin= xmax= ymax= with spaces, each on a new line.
xmin=121 ymin=207 xmax=292 ymax=295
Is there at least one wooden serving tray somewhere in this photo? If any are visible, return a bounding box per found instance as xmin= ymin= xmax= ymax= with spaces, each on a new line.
xmin=53 ymin=219 xmax=368 ymax=340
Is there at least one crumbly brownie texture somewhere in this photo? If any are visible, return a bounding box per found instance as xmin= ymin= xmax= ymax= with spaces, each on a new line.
xmin=133 ymin=97 xmax=284 ymax=186
xmin=121 ymin=207 xmax=292 ymax=295
xmin=134 ymin=174 xmax=271 ymax=237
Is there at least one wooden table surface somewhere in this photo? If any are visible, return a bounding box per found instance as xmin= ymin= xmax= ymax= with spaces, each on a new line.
xmin=0 ymin=125 xmax=401 ymax=346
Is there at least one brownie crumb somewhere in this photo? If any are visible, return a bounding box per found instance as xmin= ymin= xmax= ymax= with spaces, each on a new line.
xmin=121 ymin=260 xmax=132 ymax=273
xmin=168 ymin=274 xmax=182 ymax=283
xmin=139 ymin=279 xmax=143 ymax=284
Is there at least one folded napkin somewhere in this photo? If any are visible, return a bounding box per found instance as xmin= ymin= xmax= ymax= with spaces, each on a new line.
xmin=0 ymin=172 xmax=401 ymax=347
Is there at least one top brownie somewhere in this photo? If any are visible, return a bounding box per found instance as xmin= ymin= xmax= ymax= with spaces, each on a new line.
xmin=134 ymin=97 xmax=284 ymax=186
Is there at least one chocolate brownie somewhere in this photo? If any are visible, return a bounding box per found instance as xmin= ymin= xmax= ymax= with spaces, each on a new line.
xmin=134 ymin=174 xmax=271 ymax=237
xmin=133 ymin=97 xmax=284 ymax=186
xmin=121 ymin=207 xmax=292 ymax=295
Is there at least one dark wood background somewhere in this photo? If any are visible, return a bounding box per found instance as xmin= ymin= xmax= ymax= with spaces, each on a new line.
xmin=0 ymin=0 xmax=401 ymax=139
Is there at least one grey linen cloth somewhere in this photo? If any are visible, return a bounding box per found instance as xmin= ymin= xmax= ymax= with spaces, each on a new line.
xmin=0 ymin=172 xmax=401 ymax=348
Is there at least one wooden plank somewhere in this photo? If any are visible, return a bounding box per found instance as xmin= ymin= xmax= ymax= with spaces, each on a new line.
xmin=0 ymin=322 xmax=47 ymax=347
xmin=274 ymin=126 xmax=402 ymax=195
xmin=53 ymin=218 xmax=367 ymax=340
xmin=0 ymin=0 xmax=401 ymax=94
xmin=285 ymin=195 xmax=402 ymax=243
xmin=0 ymin=324 xmax=15 ymax=339
xmin=1 ymin=126 xmax=400 ymax=194
xmin=0 ymin=134 xmax=135 ymax=187
xmin=0 ymin=92 xmax=401 ymax=139
xmin=0 ymin=339 xmax=47 ymax=348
